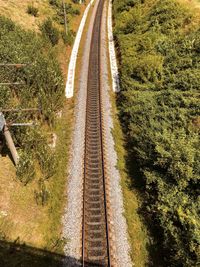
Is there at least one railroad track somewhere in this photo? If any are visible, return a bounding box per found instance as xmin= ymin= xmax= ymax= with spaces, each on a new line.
xmin=82 ymin=0 xmax=111 ymax=266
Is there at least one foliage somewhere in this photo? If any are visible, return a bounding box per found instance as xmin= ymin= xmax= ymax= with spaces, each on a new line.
xmin=0 ymin=16 xmax=64 ymax=204
xmin=27 ymin=5 xmax=39 ymax=17
xmin=49 ymin=0 xmax=60 ymax=7
xmin=113 ymin=0 xmax=200 ymax=266
xmin=61 ymin=30 xmax=74 ymax=45
xmin=50 ymin=0 xmax=80 ymax=25
xmin=16 ymin=152 xmax=35 ymax=185
xmin=40 ymin=18 xmax=59 ymax=46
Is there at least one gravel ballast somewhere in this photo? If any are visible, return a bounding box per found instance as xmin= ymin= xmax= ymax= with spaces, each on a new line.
xmin=62 ymin=1 xmax=100 ymax=266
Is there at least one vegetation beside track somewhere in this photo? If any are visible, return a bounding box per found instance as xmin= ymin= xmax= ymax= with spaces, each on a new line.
xmin=113 ymin=0 xmax=200 ymax=266
xmin=0 ymin=0 xmax=85 ymax=265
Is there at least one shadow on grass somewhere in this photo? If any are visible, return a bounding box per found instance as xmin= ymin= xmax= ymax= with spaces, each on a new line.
xmin=0 ymin=239 xmax=107 ymax=267
xmin=0 ymin=239 xmax=67 ymax=267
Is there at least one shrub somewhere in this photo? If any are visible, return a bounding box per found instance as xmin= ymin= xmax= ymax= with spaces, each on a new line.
xmin=40 ymin=18 xmax=59 ymax=46
xmin=27 ymin=5 xmax=39 ymax=17
xmin=113 ymin=0 xmax=200 ymax=266
xmin=61 ymin=30 xmax=74 ymax=45
xmin=65 ymin=3 xmax=80 ymax=16
xmin=16 ymin=152 xmax=36 ymax=185
xmin=49 ymin=0 xmax=60 ymax=7
xmin=0 ymin=15 xmax=64 ymax=192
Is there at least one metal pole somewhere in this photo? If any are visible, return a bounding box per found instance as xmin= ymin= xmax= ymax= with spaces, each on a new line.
xmin=3 ymin=125 xmax=19 ymax=165
xmin=1 ymin=108 xmax=39 ymax=112
xmin=10 ymin=123 xmax=36 ymax=126
xmin=62 ymin=0 xmax=68 ymax=35
xmin=0 ymin=82 xmax=24 ymax=86
xmin=0 ymin=64 xmax=29 ymax=67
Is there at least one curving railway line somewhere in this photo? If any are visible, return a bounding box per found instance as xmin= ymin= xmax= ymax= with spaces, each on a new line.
xmin=82 ymin=0 xmax=111 ymax=266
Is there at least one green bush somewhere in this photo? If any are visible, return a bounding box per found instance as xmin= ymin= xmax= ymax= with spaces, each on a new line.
xmin=40 ymin=18 xmax=59 ymax=46
xmin=0 ymin=16 xmax=64 ymax=200
xmin=49 ymin=0 xmax=60 ymax=7
xmin=16 ymin=152 xmax=36 ymax=185
xmin=27 ymin=5 xmax=39 ymax=17
xmin=113 ymin=0 xmax=200 ymax=266
xmin=61 ymin=30 xmax=74 ymax=45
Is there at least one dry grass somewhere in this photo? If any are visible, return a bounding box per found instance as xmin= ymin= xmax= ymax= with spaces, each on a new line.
xmin=0 ymin=0 xmax=87 ymax=32
xmin=0 ymin=0 xmax=55 ymax=31
xmin=177 ymin=0 xmax=200 ymax=29
xmin=0 ymin=156 xmax=45 ymax=246
xmin=178 ymin=0 xmax=200 ymax=7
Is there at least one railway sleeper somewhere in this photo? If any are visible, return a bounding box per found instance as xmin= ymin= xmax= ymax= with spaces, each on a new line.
xmin=86 ymin=138 xmax=100 ymax=143
xmin=85 ymin=217 xmax=103 ymax=224
xmin=87 ymin=232 xmax=103 ymax=240
xmin=85 ymin=170 xmax=102 ymax=176
xmin=87 ymin=236 xmax=104 ymax=243
xmin=86 ymin=189 xmax=102 ymax=194
xmin=86 ymin=221 xmax=104 ymax=226
xmin=87 ymin=202 xmax=101 ymax=209
xmin=85 ymin=192 xmax=101 ymax=199
xmin=85 ymin=146 xmax=101 ymax=152
xmin=88 ymin=247 xmax=106 ymax=255
xmin=85 ymin=151 xmax=101 ymax=157
xmin=85 ymin=162 xmax=100 ymax=168
xmin=85 ymin=167 xmax=102 ymax=173
xmin=86 ymin=129 xmax=100 ymax=133
xmin=87 ymin=214 xmax=104 ymax=220
xmin=86 ymin=195 xmax=101 ymax=202
xmin=85 ymin=184 xmax=102 ymax=190
xmin=85 ymin=180 xmax=101 ymax=186
xmin=86 ymin=255 xmax=106 ymax=262
xmin=85 ymin=178 xmax=102 ymax=183
xmin=85 ymin=159 xmax=99 ymax=164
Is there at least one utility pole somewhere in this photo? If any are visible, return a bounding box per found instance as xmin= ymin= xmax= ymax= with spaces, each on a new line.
xmin=0 ymin=110 xmax=39 ymax=165
xmin=62 ymin=0 xmax=68 ymax=35
xmin=0 ymin=113 xmax=19 ymax=165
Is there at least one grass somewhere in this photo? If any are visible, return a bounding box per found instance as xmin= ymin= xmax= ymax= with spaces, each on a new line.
xmin=0 ymin=104 xmax=73 ymax=252
xmin=177 ymin=0 xmax=200 ymax=27
xmin=0 ymin=0 xmax=55 ymax=31
xmin=0 ymin=0 xmax=85 ymax=32
xmin=112 ymin=113 xmax=149 ymax=267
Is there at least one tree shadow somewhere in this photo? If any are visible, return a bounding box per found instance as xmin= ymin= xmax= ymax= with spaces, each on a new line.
xmin=0 ymin=239 xmax=108 ymax=267
xmin=0 ymin=239 xmax=76 ymax=267
xmin=0 ymin=239 xmax=64 ymax=267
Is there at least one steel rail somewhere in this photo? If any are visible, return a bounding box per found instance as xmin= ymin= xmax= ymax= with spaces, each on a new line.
xmin=82 ymin=0 xmax=111 ymax=266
